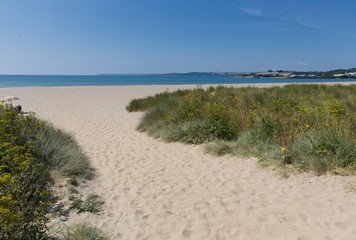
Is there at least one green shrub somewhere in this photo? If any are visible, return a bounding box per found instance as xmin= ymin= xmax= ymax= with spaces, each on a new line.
xmin=0 ymin=104 xmax=92 ymax=239
xmin=128 ymin=84 xmax=356 ymax=175
xmin=0 ymin=107 xmax=50 ymax=239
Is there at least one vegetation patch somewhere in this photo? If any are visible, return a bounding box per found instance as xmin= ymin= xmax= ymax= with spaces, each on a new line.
xmin=0 ymin=104 xmax=92 ymax=239
xmin=127 ymin=84 xmax=356 ymax=175
xmin=69 ymin=193 xmax=103 ymax=213
xmin=49 ymin=222 xmax=109 ymax=240
xmin=126 ymin=88 xmax=191 ymax=112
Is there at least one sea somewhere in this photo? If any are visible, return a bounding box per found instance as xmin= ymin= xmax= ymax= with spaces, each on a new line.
xmin=0 ymin=74 xmax=355 ymax=88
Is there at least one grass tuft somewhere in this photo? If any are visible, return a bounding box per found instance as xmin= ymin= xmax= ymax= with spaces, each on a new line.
xmin=49 ymin=222 xmax=109 ymax=240
xmin=69 ymin=193 xmax=103 ymax=213
xmin=30 ymin=124 xmax=92 ymax=179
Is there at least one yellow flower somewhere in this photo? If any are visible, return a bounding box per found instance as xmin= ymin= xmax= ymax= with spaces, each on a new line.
xmin=306 ymin=124 xmax=309 ymax=128
xmin=281 ymin=147 xmax=287 ymax=152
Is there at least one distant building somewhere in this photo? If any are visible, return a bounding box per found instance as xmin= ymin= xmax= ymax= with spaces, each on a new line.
xmin=334 ymin=72 xmax=356 ymax=77
xmin=346 ymin=72 xmax=356 ymax=76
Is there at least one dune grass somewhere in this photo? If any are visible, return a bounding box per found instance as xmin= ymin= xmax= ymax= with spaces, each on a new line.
xmin=69 ymin=193 xmax=103 ymax=213
xmin=126 ymin=88 xmax=191 ymax=112
xmin=49 ymin=222 xmax=109 ymax=240
xmin=0 ymin=105 xmax=92 ymax=239
xmin=127 ymin=84 xmax=356 ymax=175
xmin=30 ymin=124 xmax=92 ymax=179
xmin=61 ymin=223 xmax=109 ymax=240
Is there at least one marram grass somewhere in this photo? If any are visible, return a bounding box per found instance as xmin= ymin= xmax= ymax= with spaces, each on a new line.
xmin=128 ymin=84 xmax=356 ymax=175
xmin=48 ymin=222 xmax=109 ymax=240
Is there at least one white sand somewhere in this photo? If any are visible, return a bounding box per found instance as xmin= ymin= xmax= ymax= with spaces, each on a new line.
xmin=1 ymin=83 xmax=356 ymax=240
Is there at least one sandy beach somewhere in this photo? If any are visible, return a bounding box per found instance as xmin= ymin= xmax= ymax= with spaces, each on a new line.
xmin=1 ymin=83 xmax=356 ymax=240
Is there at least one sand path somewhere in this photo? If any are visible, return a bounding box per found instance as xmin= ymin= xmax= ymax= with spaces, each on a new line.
xmin=1 ymin=84 xmax=356 ymax=240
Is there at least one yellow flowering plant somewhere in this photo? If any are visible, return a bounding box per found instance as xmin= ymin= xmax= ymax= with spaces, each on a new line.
xmin=0 ymin=105 xmax=51 ymax=239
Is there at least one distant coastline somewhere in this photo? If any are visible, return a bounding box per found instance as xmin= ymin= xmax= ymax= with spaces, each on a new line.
xmin=151 ymin=67 xmax=356 ymax=79
xmin=1 ymin=69 xmax=356 ymax=88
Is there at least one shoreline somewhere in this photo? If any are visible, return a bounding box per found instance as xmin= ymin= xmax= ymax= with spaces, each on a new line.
xmin=0 ymin=76 xmax=355 ymax=89
xmin=0 ymin=80 xmax=355 ymax=91
xmin=1 ymin=83 xmax=355 ymax=239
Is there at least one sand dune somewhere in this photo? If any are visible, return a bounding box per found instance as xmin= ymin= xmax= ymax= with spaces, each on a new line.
xmin=1 ymin=83 xmax=356 ymax=240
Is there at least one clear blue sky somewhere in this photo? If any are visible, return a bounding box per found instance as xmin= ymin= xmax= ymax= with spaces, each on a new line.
xmin=1 ymin=0 xmax=356 ymax=74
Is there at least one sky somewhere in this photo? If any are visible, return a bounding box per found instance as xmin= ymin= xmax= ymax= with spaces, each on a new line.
xmin=1 ymin=0 xmax=356 ymax=74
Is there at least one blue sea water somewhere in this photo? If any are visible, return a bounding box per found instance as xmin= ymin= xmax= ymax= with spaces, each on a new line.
xmin=0 ymin=74 xmax=355 ymax=88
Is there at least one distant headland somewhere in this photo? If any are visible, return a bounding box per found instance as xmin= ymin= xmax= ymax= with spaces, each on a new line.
xmin=230 ymin=68 xmax=356 ymax=79
xmin=127 ymin=68 xmax=356 ymax=79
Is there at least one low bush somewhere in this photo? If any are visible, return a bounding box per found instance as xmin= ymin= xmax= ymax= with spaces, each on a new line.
xmin=0 ymin=104 xmax=91 ymax=239
xmin=127 ymin=84 xmax=356 ymax=175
